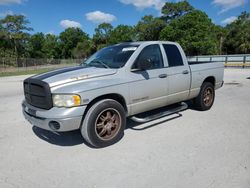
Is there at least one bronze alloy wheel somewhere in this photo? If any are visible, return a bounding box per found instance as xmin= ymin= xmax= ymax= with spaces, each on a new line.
xmin=203 ymin=87 xmax=214 ymax=107
xmin=95 ymin=108 xmax=121 ymax=141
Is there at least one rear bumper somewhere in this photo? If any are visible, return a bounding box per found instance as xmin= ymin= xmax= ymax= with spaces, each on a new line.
xmin=221 ymin=81 xmax=224 ymax=87
xmin=215 ymin=81 xmax=224 ymax=90
xmin=22 ymin=100 xmax=86 ymax=132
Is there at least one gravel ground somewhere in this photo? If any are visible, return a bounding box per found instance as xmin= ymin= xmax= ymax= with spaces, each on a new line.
xmin=0 ymin=69 xmax=250 ymax=188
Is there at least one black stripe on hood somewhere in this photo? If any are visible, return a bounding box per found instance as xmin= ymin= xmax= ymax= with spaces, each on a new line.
xmin=35 ymin=66 xmax=86 ymax=80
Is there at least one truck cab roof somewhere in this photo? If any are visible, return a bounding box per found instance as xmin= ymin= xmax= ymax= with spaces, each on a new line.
xmin=114 ymin=41 xmax=179 ymax=46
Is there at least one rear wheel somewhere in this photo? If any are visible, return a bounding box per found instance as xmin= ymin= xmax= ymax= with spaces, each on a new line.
xmin=193 ymin=82 xmax=215 ymax=111
xmin=81 ymin=99 xmax=126 ymax=148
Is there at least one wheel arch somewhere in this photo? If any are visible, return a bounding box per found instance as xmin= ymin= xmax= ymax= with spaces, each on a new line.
xmin=203 ymin=76 xmax=215 ymax=86
xmin=83 ymin=93 xmax=127 ymax=116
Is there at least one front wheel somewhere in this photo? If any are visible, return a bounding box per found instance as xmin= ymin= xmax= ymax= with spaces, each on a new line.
xmin=193 ymin=82 xmax=215 ymax=111
xmin=81 ymin=99 xmax=126 ymax=148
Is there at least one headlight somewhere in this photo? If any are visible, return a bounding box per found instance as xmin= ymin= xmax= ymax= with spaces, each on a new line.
xmin=52 ymin=94 xmax=81 ymax=107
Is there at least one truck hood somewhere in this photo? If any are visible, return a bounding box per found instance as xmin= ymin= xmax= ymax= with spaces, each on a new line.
xmin=31 ymin=66 xmax=117 ymax=87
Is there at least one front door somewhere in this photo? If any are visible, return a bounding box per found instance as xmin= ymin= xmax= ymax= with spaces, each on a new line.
xmin=128 ymin=44 xmax=168 ymax=115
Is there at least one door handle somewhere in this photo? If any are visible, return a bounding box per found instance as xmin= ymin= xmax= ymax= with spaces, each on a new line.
xmin=159 ymin=74 xmax=167 ymax=78
xmin=182 ymin=70 xmax=189 ymax=74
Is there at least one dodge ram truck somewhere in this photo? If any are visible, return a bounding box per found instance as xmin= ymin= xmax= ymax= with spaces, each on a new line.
xmin=22 ymin=41 xmax=224 ymax=147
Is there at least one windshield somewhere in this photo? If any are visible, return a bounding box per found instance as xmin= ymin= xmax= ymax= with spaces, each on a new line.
xmin=81 ymin=44 xmax=138 ymax=69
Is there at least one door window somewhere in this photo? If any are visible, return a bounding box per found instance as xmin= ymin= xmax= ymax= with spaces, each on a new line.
xmin=133 ymin=44 xmax=163 ymax=70
xmin=163 ymin=44 xmax=184 ymax=67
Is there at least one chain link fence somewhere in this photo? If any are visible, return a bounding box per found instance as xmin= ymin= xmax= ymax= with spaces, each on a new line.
xmin=0 ymin=58 xmax=83 ymax=73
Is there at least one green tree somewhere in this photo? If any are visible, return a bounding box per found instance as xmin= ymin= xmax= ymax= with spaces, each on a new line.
xmin=109 ymin=25 xmax=135 ymax=44
xmin=26 ymin=32 xmax=45 ymax=58
xmin=93 ymin=23 xmax=113 ymax=49
xmin=0 ymin=22 xmax=11 ymax=56
xmin=213 ymin=25 xmax=227 ymax=55
xmin=224 ymin=12 xmax=250 ymax=54
xmin=73 ymin=40 xmax=94 ymax=59
xmin=135 ymin=15 xmax=166 ymax=41
xmin=161 ymin=1 xmax=194 ymax=22
xmin=0 ymin=15 xmax=32 ymax=60
xmin=160 ymin=10 xmax=218 ymax=55
xmin=59 ymin=27 xmax=89 ymax=58
xmin=0 ymin=23 xmax=7 ymax=46
xmin=42 ymin=34 xmax=60 ymax=59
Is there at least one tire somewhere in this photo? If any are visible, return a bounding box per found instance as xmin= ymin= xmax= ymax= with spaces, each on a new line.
xmin=81 ymin=99 xmax=126 ymax=148
xmin=193 ymin=82 xmax=215 ymax=111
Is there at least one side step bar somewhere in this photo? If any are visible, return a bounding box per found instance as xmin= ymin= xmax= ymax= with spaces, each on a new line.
xmin=130 ymin=102 xmax=188 ymax=123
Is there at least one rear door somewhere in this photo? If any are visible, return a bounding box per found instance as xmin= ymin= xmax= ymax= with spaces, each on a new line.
xmin=162 ymin=44 xmax=191 ymax=103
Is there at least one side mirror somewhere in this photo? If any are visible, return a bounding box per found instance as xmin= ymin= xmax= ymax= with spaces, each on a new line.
xmin=137 ymin=58 xmax=152 ymax=70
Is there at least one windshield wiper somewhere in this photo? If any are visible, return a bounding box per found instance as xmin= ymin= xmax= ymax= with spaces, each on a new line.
xmin=88 ymin=59 xmax=110 ymax=69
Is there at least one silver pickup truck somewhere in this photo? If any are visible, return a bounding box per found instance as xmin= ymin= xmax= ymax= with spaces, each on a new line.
xmin=22 ymin=41 xmax=224 ymax=147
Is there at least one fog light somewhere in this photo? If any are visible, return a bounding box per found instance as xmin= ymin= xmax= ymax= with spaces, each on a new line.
xmin=49 ymin=121 xmax=60 ymax=130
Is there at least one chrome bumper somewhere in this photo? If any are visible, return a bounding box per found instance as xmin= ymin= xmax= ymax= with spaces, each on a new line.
xmin=22 ymin=100 xmax=86 ymax=132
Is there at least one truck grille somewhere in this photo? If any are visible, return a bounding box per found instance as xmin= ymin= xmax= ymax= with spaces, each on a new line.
xmin=23 ymin=78 xmax=52 ymax=110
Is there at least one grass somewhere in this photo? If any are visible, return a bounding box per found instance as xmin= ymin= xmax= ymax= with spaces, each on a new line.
xmin=0 ymin=68 xmax=53 ymax=77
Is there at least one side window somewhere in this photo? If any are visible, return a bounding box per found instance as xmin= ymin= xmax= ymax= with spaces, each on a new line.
xmin=133 ymin=44 xmax=163 ymax=70
xmin=163 ymin=44 xmax=184 ymax=67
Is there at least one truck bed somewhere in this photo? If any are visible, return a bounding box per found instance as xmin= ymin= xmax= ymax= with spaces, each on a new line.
xmin=188 ymin=61 xmax=224 ymax=91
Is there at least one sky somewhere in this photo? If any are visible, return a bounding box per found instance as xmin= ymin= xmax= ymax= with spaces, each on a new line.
xmin=0 ymin=0 xmax=249 ymax=36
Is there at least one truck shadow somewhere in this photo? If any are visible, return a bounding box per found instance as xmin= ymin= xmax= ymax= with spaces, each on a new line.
xmin=126 ymin=101 xmax=193 ymax=131
xmin=32 ymin=115 xmax=184 ymax=147
xmin=32 ymin=103 xmax=192 ymax=147
xmin=32 ymin=126 xmax=87 ymax=147
xmin=126 ymin=113 xmax=182 ymax=131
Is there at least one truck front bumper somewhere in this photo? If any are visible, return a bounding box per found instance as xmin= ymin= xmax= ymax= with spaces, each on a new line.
xmin=22 ymin=100 xmax=87 ymax=132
